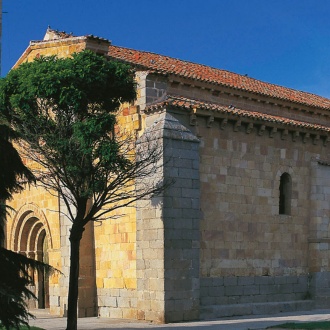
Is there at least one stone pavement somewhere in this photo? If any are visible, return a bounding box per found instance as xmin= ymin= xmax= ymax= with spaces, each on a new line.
xmin=29 ymin=309 xmax=330 ymax=330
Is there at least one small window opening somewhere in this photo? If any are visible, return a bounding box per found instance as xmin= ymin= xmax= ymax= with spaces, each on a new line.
xmin=279 ymin=172 xmax=291 ymax=215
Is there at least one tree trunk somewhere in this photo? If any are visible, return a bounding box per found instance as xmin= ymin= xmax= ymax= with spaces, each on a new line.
xmin=66 ymin=225 xmax=84 ymax=330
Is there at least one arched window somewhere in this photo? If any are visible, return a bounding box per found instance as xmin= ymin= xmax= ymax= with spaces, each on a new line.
xmin=279 ymin=172 xmax=291 ymax=215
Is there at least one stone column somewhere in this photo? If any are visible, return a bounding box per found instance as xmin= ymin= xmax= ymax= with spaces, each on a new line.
xmin=136 ymin=112 xmax=200 ymax=323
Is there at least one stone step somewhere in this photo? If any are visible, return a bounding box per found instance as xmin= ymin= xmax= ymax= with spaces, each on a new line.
xmin=200 ymin=300 xmax=315 ymax=320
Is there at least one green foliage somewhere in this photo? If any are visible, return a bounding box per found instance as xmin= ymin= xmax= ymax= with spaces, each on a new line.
xmin=0 ymin=248 xmax=54 ymax=330
xmin=0 ymin=99 xmax=51 ymax=330
xmin=0 ymin=125 xmax=28 ymax=242
xmin=1 ymin=51 xmax=135 ymax=118
xmin=0 ymin=50 xmax=136 ymax=205
xmin=0 ymin=124 xmax=35 ymax=213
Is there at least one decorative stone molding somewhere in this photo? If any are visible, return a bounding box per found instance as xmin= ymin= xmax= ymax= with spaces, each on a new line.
xmin=246 ymin=123 xmax=254 ymax=134
xmin=220 ymin=118 xmax=228 ymax=130
xmin=207 ymin=115 xmax=214 ymax=128
xmin=313 ymin=134 xmax=320 ymax=145
xmin=303 ymin=133 xmax=310 ymax=143
xmin=281 ymin=129 xmax=289 ymax=140
xmin=234 ymin=119 xmax=241 ymax=132
xmin=258 ymin=125 xmax=266 ymax=136
xmin=190 ymin=114 xmax=197 ymax=126
xmin=270 ymin=127 xmax=277 ymax=138
xmin=10 ymin=203 xmax=53 ymax=252
xmin=292 ymin=131 xmax=299 ymax=142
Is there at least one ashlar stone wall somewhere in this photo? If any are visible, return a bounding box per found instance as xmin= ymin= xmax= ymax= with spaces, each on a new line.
xmin=94 ymin=105 xmax=142 ymax=319
xmin=194 ymin=112 xmax=327 ymax=308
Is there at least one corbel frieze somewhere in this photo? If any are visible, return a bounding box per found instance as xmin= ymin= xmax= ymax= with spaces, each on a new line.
xmin=303 ymin=133 xmax=310 ymax=143
xmin=189 ymin=108 xmax=197 ymax=126
xmin=207 ymin=115 xmax=214 ymax=128
xmin=269 ymin=127 xmax=277 ymax=138
xmin=246 ymin=123 xmax=253 ymax=134
xmin=258 ymin=125 xmax=266 ymax=136
xmin=281 ymin=129 xmax=288 ymax=140
xmin=313 ymin=134 xmax=320 ymax=145
xmin=220 ymin=118 xmax=228 ymax=130
xmin=292 ymin=131 xmax=299 ymax=142
xmin=186 ymin=109 xmax=330 ymax=147
xmin=234 ymin=119 xmax=241 ymax=132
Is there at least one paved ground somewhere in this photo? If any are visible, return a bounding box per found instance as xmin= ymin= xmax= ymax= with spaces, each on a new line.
xmin=29 ymin=309 xmax=330 ymax=330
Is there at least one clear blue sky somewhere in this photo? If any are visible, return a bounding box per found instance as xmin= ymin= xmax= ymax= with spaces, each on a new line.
xmin=3 ymin=0 xmax=330 ymax=97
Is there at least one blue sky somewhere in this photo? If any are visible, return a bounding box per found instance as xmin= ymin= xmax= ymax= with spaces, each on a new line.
xmin=3 ymin=0 xmax=330 ymax=97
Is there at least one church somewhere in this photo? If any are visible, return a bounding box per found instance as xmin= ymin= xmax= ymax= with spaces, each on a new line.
xmin=6 ymin=27 xmax=330 ymax=323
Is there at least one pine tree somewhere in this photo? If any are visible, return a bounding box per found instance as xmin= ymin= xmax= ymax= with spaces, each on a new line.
xmin=0 ymin=123 xmax=53 ymax=330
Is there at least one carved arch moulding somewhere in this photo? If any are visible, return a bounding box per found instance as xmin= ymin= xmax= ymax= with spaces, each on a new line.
xmin=10 ymin=203 xmax=53 ymax=254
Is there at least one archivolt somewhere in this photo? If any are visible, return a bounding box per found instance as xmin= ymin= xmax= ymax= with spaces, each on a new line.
xmin=10 ymin=203 xmax=53 ymax=255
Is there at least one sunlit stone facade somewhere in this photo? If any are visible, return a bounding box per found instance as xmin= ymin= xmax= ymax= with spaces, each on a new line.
xmin=6 ymin=28 xmax=330 ymax=322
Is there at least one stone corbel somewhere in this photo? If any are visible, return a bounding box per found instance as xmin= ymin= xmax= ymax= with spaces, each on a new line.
xmin=190 ymin=114 xmax=197 ymax=126
xmin=258 ymin=125 xmax=266 ymax=136
xmin=220 ymin=118 xmax=228 ymax=130
xmin=269 ymin=127 xmax=277 ymax=138
xmin=234 ymin=119 xmax=241 ymax=132
xmin=246 ymin=123 xmax=254 ymax=134
xmin=313 ymin=134 xmax=320 ymax=145
xmin=292 ymin=131 xmax=299 ymax=142
xmin=190 ymin=108 xmax=197 ymax=126
xmin=207 ymin=115 xmax=214 ymax=128
xmin=281 ymin=129 xmax=288 ymax=140
xmin=303 ymin=133 xmax=310 ymax=143
xmin=324 ymin=136 xmax=329 ymax=146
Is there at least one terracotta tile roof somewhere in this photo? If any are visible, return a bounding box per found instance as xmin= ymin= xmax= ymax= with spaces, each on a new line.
xmin=108 ymin=45 xmax=330 ymax=111
xmin=146 ymin=95 xmax=330 ymax=134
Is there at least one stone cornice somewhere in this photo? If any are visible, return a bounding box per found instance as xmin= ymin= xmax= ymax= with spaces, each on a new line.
xmin=145 ymin=95 xmax=330 ymax=144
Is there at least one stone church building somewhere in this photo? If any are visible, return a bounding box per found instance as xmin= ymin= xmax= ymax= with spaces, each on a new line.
xmin=6 ymin=28 xmax=330 ymax=322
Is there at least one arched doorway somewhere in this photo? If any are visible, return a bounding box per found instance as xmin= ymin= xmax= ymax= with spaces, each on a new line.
xmin=10 ymin=204 xmax=53 ymax=309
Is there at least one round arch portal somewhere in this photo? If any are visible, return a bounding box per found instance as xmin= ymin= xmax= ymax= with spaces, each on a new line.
xmin=10 ymin=203 xmax=53 ymax=309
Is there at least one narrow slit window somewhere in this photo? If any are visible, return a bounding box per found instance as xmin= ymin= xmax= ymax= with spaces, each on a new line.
xmin=279 ymin=172 xmax=291 ymax=215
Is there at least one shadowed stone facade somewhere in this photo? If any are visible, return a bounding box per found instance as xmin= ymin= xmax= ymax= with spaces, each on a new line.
xmin=5 ymin=28 xmax=330 ymax=322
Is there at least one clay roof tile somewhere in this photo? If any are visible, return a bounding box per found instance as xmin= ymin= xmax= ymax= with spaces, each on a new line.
xmin=108 ymin=44 xmax=330 ymax=110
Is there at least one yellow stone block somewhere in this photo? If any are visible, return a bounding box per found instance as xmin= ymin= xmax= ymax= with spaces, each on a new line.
xmin=96 ymin=278 xmax=104 ymax=288
xmin=122 ymin=308 xmax=137 ymax=319
xmin=112 ymin=269 xmax=123 ymax=278
xmin=108 ymin=277 xmax=124 ymax=288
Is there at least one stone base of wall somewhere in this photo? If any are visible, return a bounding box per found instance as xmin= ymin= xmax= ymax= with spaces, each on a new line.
xmin=310 ymin=271 xmax=330 ymax=308
xmin=200 ymin=275 xmax=312 ymax=319
xmin=201 ymin=300 xmax=314 ymax=319
xmin=201 ymin=275 xmax=310 ymax=306
xmin=97 ymin=288 xmax=137 ymax=319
